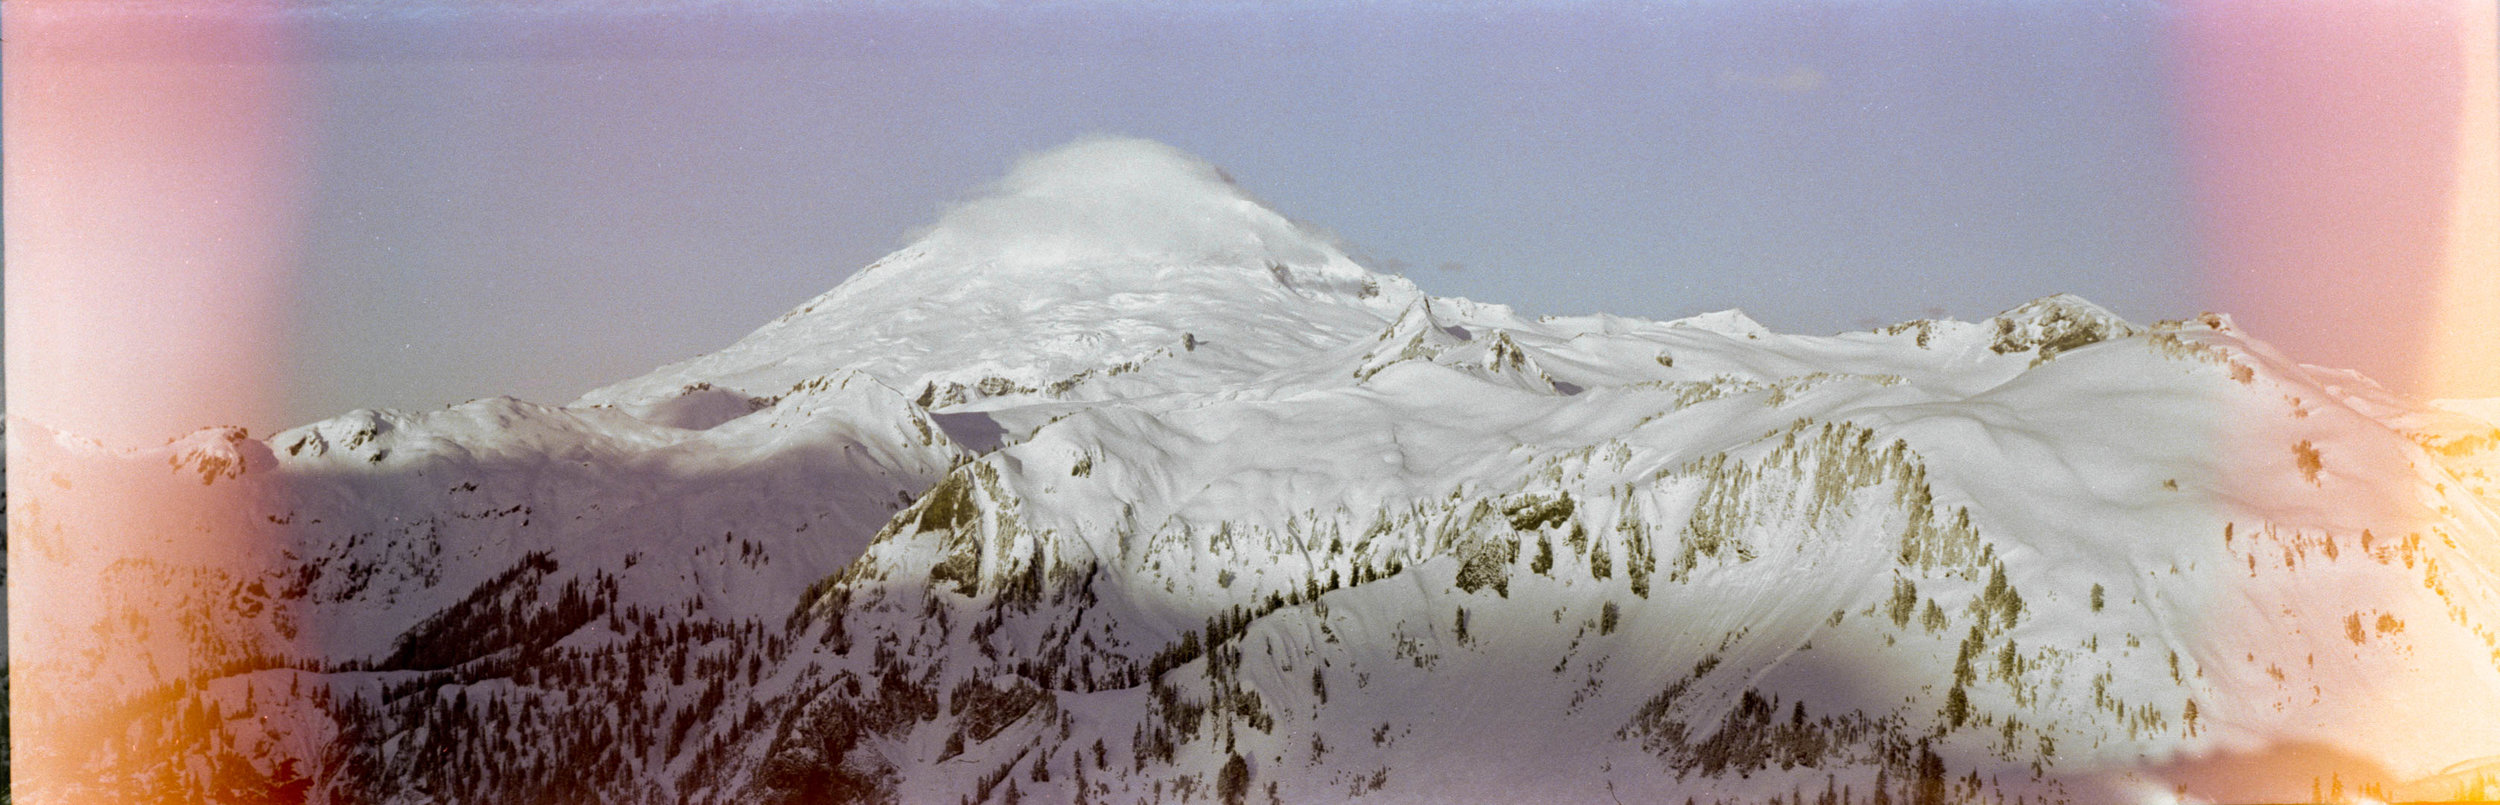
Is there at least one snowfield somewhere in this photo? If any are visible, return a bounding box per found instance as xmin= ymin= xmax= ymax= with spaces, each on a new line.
xmin=11 ymin=137 xmax=2499 ymax=804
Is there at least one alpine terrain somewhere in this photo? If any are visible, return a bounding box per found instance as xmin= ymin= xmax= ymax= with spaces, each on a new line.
xmin=11 ymin=137 xmax=2500 ymax=804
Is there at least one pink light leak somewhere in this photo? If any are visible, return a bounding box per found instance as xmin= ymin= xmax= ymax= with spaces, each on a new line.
xmin=2165 ymin=3 xmax=2500 ymax=797
xmin=2167 ymin=0 xmax=2489 ymax=400
xmin=5 ymin=2 xmax=314 ymax=448
xmin=7 ymin=3 xmax=321 ymax=798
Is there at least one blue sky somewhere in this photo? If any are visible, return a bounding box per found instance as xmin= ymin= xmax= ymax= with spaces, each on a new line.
xmin=12 ymin=1 xmax=2301 ymax=440
xmin=264 ymin=2 xmax=2197 ymax=429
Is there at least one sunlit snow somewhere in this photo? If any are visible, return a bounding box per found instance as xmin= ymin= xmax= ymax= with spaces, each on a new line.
xmin=10 ymin=138 xmax=2499 ymax=805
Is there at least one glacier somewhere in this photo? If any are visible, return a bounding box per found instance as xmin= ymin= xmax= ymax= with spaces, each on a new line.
xmin=9 ymin=136 xmax=2500 ymax=804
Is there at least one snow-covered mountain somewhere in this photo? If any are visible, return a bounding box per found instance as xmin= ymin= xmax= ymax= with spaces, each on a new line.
xmin=11 ymin=137 xmax=2500 ymax=804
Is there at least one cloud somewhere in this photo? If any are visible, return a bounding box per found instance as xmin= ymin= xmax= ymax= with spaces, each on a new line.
xmin=1718 ymin=65 xmax=1825 ymax=94
xmin=912 ymin=135 xmax=1341 ymax=270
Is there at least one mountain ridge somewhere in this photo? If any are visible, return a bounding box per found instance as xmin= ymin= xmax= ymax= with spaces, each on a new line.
xmin=9 ymin=137 xmax=2499 ymax=805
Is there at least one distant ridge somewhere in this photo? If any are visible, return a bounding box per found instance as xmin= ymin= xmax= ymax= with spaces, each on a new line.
xmin=12 ymin=138 xmax=2498 ymax=805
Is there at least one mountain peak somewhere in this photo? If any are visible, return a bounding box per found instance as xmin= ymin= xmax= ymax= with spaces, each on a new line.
xmin=897 ymin=136 xmax=1344 ymax=274
xmin=580 ymin=138 xmax=1414 ymax=408
xmin=1993 ymin=292 xmax=2128 ymax=326
xmin=1986 ymin=292 xmax=2138 ymax=360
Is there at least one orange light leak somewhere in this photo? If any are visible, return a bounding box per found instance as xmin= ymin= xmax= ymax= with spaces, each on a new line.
xmin=2168 ymin=1 xmax=2500 ymax=801
xmin=2431 ymin=0 xmax=2500 ymax=402
xmin=6 ymin=2 xmax=315 ymax=801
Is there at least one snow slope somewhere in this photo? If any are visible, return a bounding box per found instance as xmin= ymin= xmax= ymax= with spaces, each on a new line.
xmin=580 ymin=137 xmax=1419 ymax=415
xmin=10 ymin=137 xmax=2499 ymax=805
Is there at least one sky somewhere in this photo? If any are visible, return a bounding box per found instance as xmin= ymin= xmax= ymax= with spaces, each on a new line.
xmin=6 ymin=0 xmax=2494 ymax=447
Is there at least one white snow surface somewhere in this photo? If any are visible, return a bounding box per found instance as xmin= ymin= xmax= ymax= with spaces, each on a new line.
xmin=10 ymin=137 xmax=2500 ymax=805
xmin=580 ymin=136 xmax=1420 ymax=414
